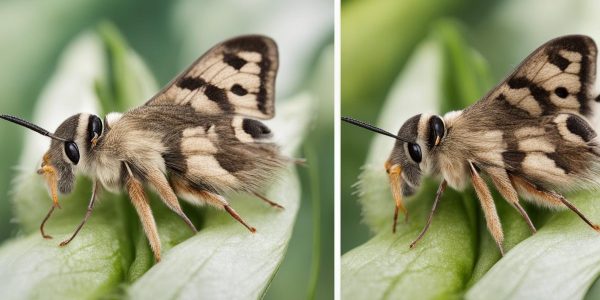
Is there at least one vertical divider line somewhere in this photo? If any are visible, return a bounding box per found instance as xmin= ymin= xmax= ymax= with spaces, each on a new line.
xmin=334 ymin=0 xmax=341 ymax=298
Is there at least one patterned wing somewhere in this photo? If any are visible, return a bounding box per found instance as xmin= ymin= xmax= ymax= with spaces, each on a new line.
xmin=452 ymin=36 xmax=600 ymax=190
xmin=485 ymin=35 xmax=597 ymax=117
xmin=146 ymin=35 xmax=279 ymax=120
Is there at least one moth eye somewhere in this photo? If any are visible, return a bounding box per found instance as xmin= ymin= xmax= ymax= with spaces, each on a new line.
xmin=407 ymin=143 xmax=422 ymax=163
xmin=64 ymin=142 xmax=80 ymax=165
xmin=428 ymin=116 xmax=445 ymax=147
xmin=88 ymin=115 xmax=103 ymax=141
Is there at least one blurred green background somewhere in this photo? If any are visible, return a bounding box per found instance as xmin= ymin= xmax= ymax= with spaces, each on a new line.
xmin=0 ymin=0 xmax=332 ymax=299
xmin=341 ymin=0 xmax=600 ymax=253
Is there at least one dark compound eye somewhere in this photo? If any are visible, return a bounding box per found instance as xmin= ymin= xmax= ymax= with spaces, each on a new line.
xmin=64 ymin=142 xmax=80 ymax=165
xmin=428 ymin=116 xmax=445 ymax=147
xmin=407 ymin=143 xmax=422 ymax=163
xmin=88 ymin=115 xmax=103 ymax=142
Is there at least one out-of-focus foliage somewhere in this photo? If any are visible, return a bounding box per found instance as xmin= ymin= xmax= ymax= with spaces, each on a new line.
xmin=341 ymin=0 xmax=482 ymax=251
xmin=0 ymin=1 xmax=333 ymax=299
xmin=342 ymin=0 xmax=600 ymax=299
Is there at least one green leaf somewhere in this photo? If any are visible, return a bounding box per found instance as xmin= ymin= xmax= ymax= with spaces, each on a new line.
xmin=96 ymin=22 xmax=158 ymax=112
xmin=467 ymin=191 xmax=600 ymax=300
xmin=343 ymin=179 xmax=477 ymax=299
xmin=0 ymin=177 xmax=128 ymax=300
xmin=436 ymin=19 xmax=493 ymax=111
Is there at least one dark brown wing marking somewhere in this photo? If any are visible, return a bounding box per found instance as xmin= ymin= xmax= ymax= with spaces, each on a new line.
xmin=485 ymin=35 xmax=597 ymax=117
xmin=145 ymin=35 xmax=279 ymax=120
xmin=500 ymin=113 xmax=599 ymax=187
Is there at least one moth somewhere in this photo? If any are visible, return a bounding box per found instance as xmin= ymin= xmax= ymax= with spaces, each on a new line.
xmin=0 ymin=35 xmax=287 ymax=261
xmin=343 ymin=35 xmax=600 ymax=255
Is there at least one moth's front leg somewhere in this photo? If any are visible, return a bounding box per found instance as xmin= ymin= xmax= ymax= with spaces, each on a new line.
xmin=145 ymin=168 xmax=197 ymax=233
xmin=510 ymin=175 xmax=600 ymax=232
xmin=409 ymin=179 xmax=447 ymax=249
xmin=59 ymin=180 xmax=101 ymax=246
xmin=125 ymin=163 xmax=162 ymax=262
xmin=469 ymin=162 xmax=505 ymax=255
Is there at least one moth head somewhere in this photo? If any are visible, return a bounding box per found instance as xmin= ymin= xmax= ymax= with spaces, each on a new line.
xmin=342 ymin=114 xmax=446 ymax=232
xmin=386 ymin=113 xmax=446 ymax=191
xmin=0 ymin=113 xmax=103 ymax=207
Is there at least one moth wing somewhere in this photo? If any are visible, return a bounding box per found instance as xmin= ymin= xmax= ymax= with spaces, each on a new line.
xmin=453 ymin=36 xmax=600 ymax=191
xmin=484 ymin=35 xmax=597 ymax=117
xmin=145 ymin=35 xmax=278 ymax=120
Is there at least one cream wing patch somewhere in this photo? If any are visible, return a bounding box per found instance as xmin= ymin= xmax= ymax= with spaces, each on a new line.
xmin=493 ymin=85 xmax=542 ymax=117
xmin=180 ymin=125 xmax=239 ymax=187
xmin=522 ymin=153 xmax=568 ymax=185
xmin=470 ymin=130 xmax=507 ymax=167
xmin=186 ymin=155 xmax=238 ymax=187
xmin=514 ymin=126 xmax=556 ymax=152
xmin=181 ymin=126 xmax=218 ymax=154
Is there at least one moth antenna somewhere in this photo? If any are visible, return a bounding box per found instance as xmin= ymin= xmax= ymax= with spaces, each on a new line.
xmin=0 ymin=114 xmax=69 ymax=142
xmin=341 ymin=116 xmax=409 ymax=142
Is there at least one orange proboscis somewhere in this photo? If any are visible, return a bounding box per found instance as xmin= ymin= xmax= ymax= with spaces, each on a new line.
xmin=385 ymin=161 xmax=406 ymax=233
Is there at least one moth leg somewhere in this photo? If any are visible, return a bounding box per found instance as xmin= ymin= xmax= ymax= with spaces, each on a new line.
xmin=146 ymin=168 xmax=197 ymax=233
xmin=487 ymin=168 xmax=536 ymax=234
xmin=39 ymin=205 xmax=56 ymax=239
xmin=252 ymin=192 xmax=284 ymax=209
xmin=200 ymin=191 xmax=256 ymax=233
xmin=177 ymin=185 xmax=256 ymax=233
xmin=293 ymin=158 xmax=307 ymax=166
xmin=469 ymin=162 xmax=505 ymax=255
xmin=170 ymin=178 xmax=256 ymax=233
xmin=510 ymin=175 xmax=600 ymax=231
xmin=409 ymin=179 xmax=447 ymax=249
xmin=59 ymin=181 xmax=100 ymax=246
xmin=509 ymin=175 xmax=563 ymax=208
xmin=125 ymin=164 xmax=162 ymax=262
